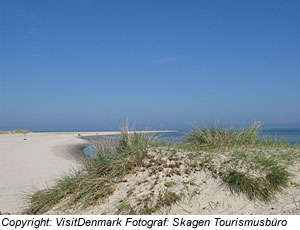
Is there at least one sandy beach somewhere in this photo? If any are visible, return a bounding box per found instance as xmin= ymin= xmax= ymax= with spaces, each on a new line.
xmin=0 ymin=132 xmax=86 ymax=213
xmin=1 ymin=130 xmax=300 ymax=215
xmin=0 ymin=130 xmax=175 ymax=214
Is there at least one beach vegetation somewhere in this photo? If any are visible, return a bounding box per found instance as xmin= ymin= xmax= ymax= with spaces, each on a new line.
xmin=185 ymin=122 xmax=261 ymax=148
xmin=115 ymin=189 xmax=181 ymax=215
xmin=0 ymin=129 xmax=31 ymax=134
xmin=184 ymin=123 xmax=295 ymax=202
xmin=25 ymin=124 xmax=154 ymax=214
xmin=25 ymin=122 xmax=300 ymax=214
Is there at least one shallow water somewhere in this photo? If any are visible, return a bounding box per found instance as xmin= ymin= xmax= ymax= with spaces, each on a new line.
xmin=83 ymin=129 xmax=300 ymax=158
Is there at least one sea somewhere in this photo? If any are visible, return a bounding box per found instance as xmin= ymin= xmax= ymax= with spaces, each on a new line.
xmin=83 ymin=128 xmax=300 ymax=158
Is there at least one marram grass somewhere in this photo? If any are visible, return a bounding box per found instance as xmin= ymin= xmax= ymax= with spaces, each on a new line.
xmin=25 ymin=122 xmax=300 ymax=214
xmin=185 ymin=122 xmax=261 ymax=148
xmin=25 ymin=124 xmax=153 ymax=214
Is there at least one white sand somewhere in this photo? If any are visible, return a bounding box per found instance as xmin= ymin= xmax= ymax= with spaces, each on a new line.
xmin=0 ymin=130 xmax=175 ymax=214
xmin=0 ymin=132 xmax=87 ymax=213
xmin=3 ymin=132 xmax=299 ymax=215
xmin=46 ymin=147 xmax=300 ymax=215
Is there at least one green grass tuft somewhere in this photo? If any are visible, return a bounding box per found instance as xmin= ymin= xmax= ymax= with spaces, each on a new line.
xmin=186 ymin=122 xmax=261 ymax=148
xmin=223 ymin=170 xmax=271 ymax=201
xmin=117 ymin=124 xmax=152 ymax=155
xmin=222 ymin=163 xmax=289 ymax=202
xmin=25 ymin=124 xmax=153 ymax=214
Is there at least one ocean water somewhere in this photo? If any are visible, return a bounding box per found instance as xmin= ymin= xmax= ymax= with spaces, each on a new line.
xmin=155 ymin=129 xmax=300 ymax=145
xmin=261 ymin=129 xmax=300 ymax=145
xmin=83 ymin=129 xmax=300 ymax=158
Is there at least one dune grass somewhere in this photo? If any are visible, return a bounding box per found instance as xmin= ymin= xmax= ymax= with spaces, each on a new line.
xmin=25 ymin=125 xmax=153 ymax=214
xmin=185 ymin=122 xmax=261 ymax=148
xmin=221 ymin=154 xmax=290 ymax=202
xmin=0 ymin=129 xmax=31 ymax=134
xmin=25 ymin=122 xmax=300 ymax=214
xmin=184 ymin=122 xmax=295 ymax=202
xmin=115 ymin=189 xmax=181 ymax=215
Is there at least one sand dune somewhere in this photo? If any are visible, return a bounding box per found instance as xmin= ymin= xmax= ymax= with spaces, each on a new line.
xmin=0 ymin=130 xmax=174 ymax=214
xmin=45 ymin=147 xmax=300 ymax=215
xmin=2 ymin=131 xmax=300 ymax=215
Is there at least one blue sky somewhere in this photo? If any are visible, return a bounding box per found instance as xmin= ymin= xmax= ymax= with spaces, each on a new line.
xmin=1 ymin=0 xmax=300 ymax=131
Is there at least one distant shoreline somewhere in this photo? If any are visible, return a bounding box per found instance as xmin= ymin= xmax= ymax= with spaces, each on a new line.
xmin=38 ymin=130 xmax=178 ymax=133
xmin=38 ymin=130 xmax=179 ymax=138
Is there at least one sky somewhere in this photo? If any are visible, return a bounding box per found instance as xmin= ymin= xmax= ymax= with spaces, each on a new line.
xmin=1 ymin=0 xmax=300 ymax=131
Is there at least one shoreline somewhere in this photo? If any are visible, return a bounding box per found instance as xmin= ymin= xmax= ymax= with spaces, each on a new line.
xmin=52 ymin=141 xmax=90 ymax=162
xmin=38 ymin=130 xmax=178 ymax=137
xmin=41 ymin=126 xmax=300 ymax=215
xmin=32 ymin=130 xmax=177 ymax=134
xmin=2 ymin=128 xmax=300 ymax=214
xmin=0 ymin=132 xmax=89 ymax=213
xmin=0 ymin=130 xmax=176 ymax=213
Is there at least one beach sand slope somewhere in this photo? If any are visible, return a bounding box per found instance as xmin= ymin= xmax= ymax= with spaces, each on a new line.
xmin=0 ymin=132 xmax=88 ymax=214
